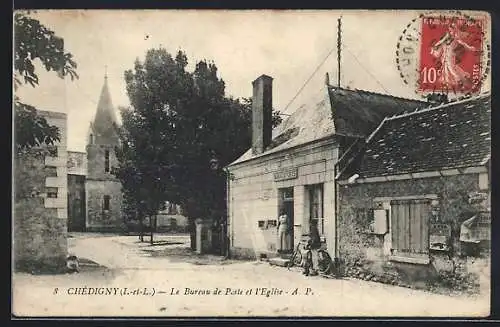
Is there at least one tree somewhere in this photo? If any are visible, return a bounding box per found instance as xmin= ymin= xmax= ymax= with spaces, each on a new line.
xmin=114 ymin=49 xmax=188 ymax=244
xmin=14 ymin=11 xmax=78 ymax=154
xmin=114 ymin=105 xmax=164 ymax=243
xmin=115 ymin=48 xmax=282 ymax=250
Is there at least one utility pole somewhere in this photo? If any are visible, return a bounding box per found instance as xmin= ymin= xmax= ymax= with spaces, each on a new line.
xmin=337 ymin=17 xmax=342 ymax=88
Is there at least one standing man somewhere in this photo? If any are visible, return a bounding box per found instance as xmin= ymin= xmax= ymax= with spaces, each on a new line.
xmin=307 ymin=219 xmax=321 ymax=276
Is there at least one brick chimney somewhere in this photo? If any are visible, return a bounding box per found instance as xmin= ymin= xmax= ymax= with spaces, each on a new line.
xmin=252 ymin=74 xmax=273 ymax=155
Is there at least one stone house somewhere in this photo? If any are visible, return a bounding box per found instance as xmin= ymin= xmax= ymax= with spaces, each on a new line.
xmin=226 ymin=74 xmax=424 ymax=260
xmin=156 ymin=202 xmax=188 ymax=232
xmin=14 ymin=110 xmax=68 ymax=272
xmin=336 ymin=93 xmax=491 ymax=288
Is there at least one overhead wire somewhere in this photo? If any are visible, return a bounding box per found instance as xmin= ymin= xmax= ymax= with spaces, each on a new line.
xmin=281 ymin=46 xmax=336 ymax=113
xmin=343 ymin=44 xmax=389 ymax=94
xmin=281 ymin=17 xmax=393 ymax=115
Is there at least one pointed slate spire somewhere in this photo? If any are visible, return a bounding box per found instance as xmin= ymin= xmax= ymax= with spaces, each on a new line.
xmin=91 ymin=71 xmax=119 ymax=144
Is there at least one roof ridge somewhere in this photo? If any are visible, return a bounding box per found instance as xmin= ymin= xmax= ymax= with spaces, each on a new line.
xmin=385 ymin=92 xmax=491 ymax=122
xmin=328 ymin=86 xmax=426 ymax=104
xmin=365 ymin=116 xmax=388 ymax=145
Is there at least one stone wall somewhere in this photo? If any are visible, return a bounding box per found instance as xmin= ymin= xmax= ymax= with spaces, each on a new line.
xmin=85 ymin=138 xmax=123 ymax=232
xmin=39 ymin=110 xmax=68 ymax=221
xmin=338 ymin=173 xmax=490 ymax=293
xmin=86 ymin=143 xmax=119 ymax=181
xmin=85 ymin=180 xmax=123 ymax=231
xmin=14 ymin=149 xmax=68 ymax=273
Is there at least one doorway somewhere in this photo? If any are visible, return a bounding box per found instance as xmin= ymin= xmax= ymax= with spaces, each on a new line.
xmin=278 ymin=187 xmax=294 ymax=253
xmin=68 ymin=175 xmax=86 ymax=232
xmin=307 ymin=184 xmax=324 ymax=236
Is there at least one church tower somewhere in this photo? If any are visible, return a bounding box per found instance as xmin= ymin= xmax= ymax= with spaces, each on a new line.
xmin=85 ymin=72 xmax=123 ymax=231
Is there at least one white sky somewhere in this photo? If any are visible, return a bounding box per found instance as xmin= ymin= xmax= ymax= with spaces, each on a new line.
xmin=14 ymin=10 xmax=491 ymax=152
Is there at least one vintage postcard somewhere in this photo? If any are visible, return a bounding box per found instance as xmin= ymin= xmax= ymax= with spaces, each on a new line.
xmin=12 ymin=9 xmax=491 ymax=318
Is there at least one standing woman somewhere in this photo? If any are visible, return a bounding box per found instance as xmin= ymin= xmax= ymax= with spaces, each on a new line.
xmin=277 ymin=209 xmax=289 ymax=253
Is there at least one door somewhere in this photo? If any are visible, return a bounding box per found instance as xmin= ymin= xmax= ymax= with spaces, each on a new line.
xmin=283 ymin=200 xmax=294 ymax=251
xmin=308 ymin=184 xmax=324 ymax=235
xmin=279 ymin=187 xmax=294 ymax=252
xmin=72 ymin=198 xmax=86 ymax=231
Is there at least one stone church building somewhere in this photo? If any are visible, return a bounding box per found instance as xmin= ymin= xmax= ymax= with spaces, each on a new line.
xmin=67 ymin=74 xmax=123 ymax=232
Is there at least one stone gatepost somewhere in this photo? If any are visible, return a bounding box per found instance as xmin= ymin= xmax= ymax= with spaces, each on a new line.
xmin=195 ymin=218 xmax=214 ymax=254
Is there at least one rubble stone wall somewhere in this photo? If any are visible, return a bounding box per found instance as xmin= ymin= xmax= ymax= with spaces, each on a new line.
xmin=338 ymin=173 xmax=490 ymax=293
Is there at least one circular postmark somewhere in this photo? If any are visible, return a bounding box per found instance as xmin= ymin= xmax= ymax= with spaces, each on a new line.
xmin=396 ymin=10 xmax=490 ymax=99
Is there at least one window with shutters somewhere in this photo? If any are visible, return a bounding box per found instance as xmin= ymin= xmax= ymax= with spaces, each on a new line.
xmin=390 ymin=198 xmax=431 ymax=260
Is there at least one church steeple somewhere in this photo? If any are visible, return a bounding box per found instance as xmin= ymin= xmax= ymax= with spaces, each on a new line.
xmin=90 ymin=70 xmax=119 ymax=145
xmin=85 ymin=67 xmax=124 ymax=232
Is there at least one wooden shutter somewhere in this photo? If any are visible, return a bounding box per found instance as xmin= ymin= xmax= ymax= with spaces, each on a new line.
xmin=391 ymin=199 xmax=430 ymax=255
xmin=410 ymin=199 xmax=430 ymax=254
xmin=391 ymin=200 xmax=409 ymax=252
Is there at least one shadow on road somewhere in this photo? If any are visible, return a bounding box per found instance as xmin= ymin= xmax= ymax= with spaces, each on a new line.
xmin=140 ymin=246 xmax=240 ymax=266
xmin=135 ymin=241 xmax=184 ymax=246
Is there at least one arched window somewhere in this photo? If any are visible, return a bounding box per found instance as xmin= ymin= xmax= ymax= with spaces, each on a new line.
xmin=90 ymin=133 xmax=94 ymax=144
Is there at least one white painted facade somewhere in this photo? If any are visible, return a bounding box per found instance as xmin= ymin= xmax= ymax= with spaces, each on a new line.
xmin=227 ymin=138 xmax=339 ymax=259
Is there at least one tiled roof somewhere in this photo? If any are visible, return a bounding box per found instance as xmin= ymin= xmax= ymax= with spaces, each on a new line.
xmin=328 ymin=87 xmax=425 ymax=137
xmin=353 ymin=93 xmax=491 ymax=178
xmin=230 ymin=87 xmax=335 ymax=165
xmin=229 ymin=85 xmax=425 ymax=166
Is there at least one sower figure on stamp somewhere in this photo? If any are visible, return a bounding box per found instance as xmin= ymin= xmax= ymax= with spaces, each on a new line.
xmin=431 ymin=22 xmax=478 ymax=89
xmin=303 ymin=219 xmax=321 ymax=276
xmin=277 ymin=209 xmax=289 ymax=254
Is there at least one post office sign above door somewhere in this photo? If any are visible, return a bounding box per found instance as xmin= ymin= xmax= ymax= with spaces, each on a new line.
xmin=274 ymin=167 xmax=298 ymax=181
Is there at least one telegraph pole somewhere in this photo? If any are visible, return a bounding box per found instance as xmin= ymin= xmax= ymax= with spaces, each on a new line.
xmin=337 ymin=17 xmax=342 ymax=88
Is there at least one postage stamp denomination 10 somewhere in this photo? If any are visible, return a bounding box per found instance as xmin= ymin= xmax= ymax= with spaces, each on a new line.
xmin=397 ymin=11 xmax=490 ymax=96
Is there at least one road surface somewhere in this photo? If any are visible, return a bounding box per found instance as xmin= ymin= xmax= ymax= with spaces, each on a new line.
xmin=12 ymin=233 xmax=490 ymax=317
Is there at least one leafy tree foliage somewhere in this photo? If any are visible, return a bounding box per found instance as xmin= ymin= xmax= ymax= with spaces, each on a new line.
xmin=115 ymin=48 xmax=282 ymax=248
xmin=14 ymin=11 xmax=78 ymax=154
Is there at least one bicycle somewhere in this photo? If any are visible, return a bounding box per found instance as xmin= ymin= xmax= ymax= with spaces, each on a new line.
xmin=287 ymin=238 xmax=334 ymax=275
xmin=287 ymin=239 xmax=308 ymax=270
xmin=316 ymin=248 xmax=334 ymax=275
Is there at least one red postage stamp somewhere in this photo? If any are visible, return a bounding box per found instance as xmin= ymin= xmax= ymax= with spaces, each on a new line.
xmin=418 ymin=15 xmax=484 ymax=94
